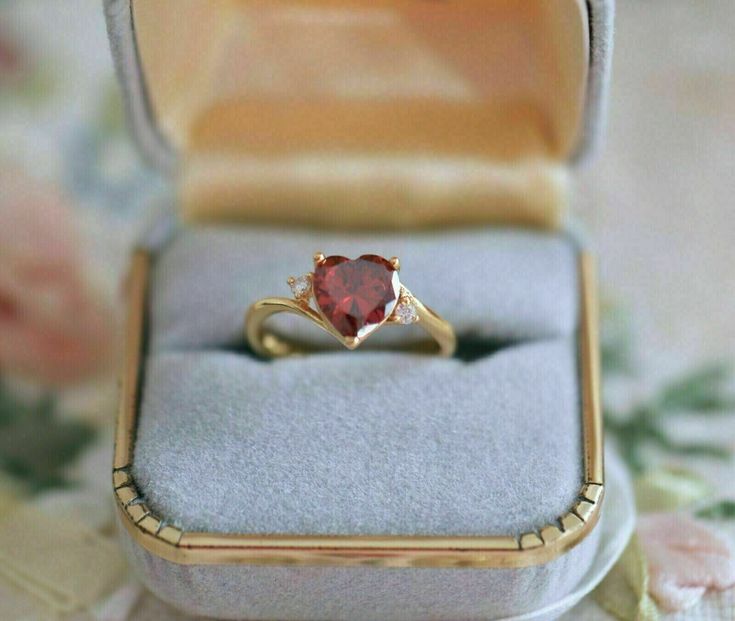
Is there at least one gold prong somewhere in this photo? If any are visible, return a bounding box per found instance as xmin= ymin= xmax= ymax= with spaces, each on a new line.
xmin=519 ymin=533 xmax=544 ymax=549
xmin=539 ymin=525 xmax=563 ymax=544
xmin=389 ymin=256 xmax=400 ymax=271
xmin=313 ymin=252 xmax=326 ymax=266
xmin=344 ymin=336 xmax=360 ymax=350
xmin=287 ymin=276 xmax=296 ymax=286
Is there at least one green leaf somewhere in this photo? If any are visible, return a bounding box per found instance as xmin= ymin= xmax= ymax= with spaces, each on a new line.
xmin=635 ymin=468 xmax=712 ymax=513
xmin=657 ymin=362 xmax=735 ymax=413
xmin=15 ymin=66 xmax=55 ymax=105
xmin=594 ymin=534 xmax=659 ymax=621
xmin=604 ymin=357 xmax=734 ymax=472
xmin=0 ymin=383 xmax=97 ymax=495
xmin=96 ymin=81 xmax=126 ymax=135
xmin=642 ymin=424 xmax=731 ymax=460
xmin=601 ymin=305 xmax=637 ymax=377
xmin=696 ymin=500 xmax=735 ymax=521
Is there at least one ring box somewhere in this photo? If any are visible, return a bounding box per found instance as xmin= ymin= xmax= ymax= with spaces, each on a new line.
xmin=105 ymin=1 xmax=617 ymax=619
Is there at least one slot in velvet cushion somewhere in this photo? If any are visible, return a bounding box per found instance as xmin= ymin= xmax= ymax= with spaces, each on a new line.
xmin=134 ymin=339 xmax=582 ymax=536
xmin=149 ymin=227 xmax=579 ymax=353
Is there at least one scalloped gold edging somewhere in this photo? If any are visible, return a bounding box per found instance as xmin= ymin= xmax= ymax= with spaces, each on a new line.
xmin=113 ymin=250 xmax=604 ymax=568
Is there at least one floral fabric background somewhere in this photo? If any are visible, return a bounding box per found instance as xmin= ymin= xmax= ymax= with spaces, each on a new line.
xmin=0 ymin=0 xmax=734 ymax=620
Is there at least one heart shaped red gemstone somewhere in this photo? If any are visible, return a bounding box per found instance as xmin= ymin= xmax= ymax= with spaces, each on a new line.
xmin=313 ymin=255 xmax=400 ymax=339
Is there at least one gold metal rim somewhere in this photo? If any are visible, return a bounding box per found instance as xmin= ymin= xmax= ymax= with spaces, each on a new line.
xmin=114 ymin=250 xmax=604 ymax=568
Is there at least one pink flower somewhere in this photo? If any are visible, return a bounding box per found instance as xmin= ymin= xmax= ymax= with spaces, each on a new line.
xmin=0 ymin=169 xmax=119 ymax=385
xmin=0 ymin=28 xmax=24 ymax=85
xmin=637 ymin=513 xmax=735 ymax=612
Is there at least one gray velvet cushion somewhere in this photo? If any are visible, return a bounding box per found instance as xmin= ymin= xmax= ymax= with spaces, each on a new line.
xmin=135 ymin=226 xmax=584 ymax=536
xmin=149 ymin=227 xmax=579 ymax=353
xmin=120 ymin=452 xmax=634 ymax=621
xmin=126 ymin=224 xmax=600 ymax=621
xmin=135 ymin=339 xmax=581 ymax=536
xmin=135 ymin=226 xmax=584 ymax=538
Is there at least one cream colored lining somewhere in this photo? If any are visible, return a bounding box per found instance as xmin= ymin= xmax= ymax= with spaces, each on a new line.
xmin=133 ymin=0 xmax=588 ymax=228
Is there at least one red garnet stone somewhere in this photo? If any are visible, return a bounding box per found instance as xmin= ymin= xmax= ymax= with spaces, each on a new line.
xmin=313 ymin=255 xmax=400 ymax=340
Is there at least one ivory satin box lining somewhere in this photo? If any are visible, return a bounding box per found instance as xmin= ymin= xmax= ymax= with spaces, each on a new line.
xmin=107 ymin=0 xmax=612 ymax=230
xmin=104 ymin=0 xmax=616 ymax=619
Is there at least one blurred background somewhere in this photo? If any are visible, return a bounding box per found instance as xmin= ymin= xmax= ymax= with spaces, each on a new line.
xmin=0 ymin=1 xmax=733 ymax=620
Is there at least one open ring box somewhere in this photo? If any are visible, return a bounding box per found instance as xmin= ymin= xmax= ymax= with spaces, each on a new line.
xmin=105 ymin=1 xmax=618 ymax=619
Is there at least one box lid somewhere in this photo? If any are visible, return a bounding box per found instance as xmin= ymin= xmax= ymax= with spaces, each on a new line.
xmin=104 ymin=0 xmax=614 ymax=229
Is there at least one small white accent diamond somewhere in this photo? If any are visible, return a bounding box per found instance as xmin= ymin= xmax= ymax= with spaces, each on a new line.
xmin=289 ymin=274 xmax=312 ymax=300
xmin=395 ymin=298 xmax=418 ymax=324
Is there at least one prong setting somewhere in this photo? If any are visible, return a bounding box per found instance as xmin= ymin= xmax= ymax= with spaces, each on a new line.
xmin=392 ymin=287 xmax=419 ymax=325
xmin=389 ymin=256 xmax=401 ymax=271
xmin=344 ymin=336 xmax=361 ymax=350
xmin=288 ymin=273 xmax=313 ymax=301
xmin=313 ymin=252 xmax=326 ymax=266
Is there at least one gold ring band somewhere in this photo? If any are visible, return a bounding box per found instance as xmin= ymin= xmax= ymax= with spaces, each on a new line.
xmin=245 ymin=252 xmax=456 ymax=358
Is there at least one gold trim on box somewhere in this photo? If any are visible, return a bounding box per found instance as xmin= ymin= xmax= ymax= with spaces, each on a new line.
xmin=114 ymin=250 xmax=604 ymax=568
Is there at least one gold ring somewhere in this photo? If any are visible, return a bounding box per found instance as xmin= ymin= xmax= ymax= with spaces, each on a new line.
xmin=245 ymin=252 xmax=456 ymax=358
